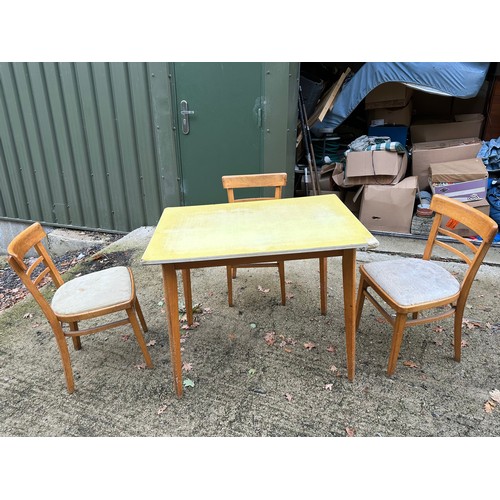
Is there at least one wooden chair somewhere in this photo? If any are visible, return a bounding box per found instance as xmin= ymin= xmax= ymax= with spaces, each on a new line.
xmin=7 ymin=222 xmax=153 ymax=394
xmin=221 ymin=173 xmax=328 ymax=313
xmin=356 ymin=194 xmax=498 ymax=376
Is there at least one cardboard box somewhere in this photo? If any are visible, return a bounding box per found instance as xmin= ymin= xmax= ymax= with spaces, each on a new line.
xmin=429 ymin=158 xmax=488 ymax=202
xmin=411 ymin=137 xmax=482 ymax=190
xmin=440 ymin=199 xmax=490 ymax=237
xmin=367 ymin=100 xmax=413 ymax=127
xmin=343 ymin=187 xmax=363 ymax=215
xmin=359 ymin=176 xmax=418 ymax=234
xmin=333 ymin=150 xmax=407 ymax=187
xmin=365 ymin=83 xmax=413 ymax=110
xmin=410 ymin=114 xmax=484 ymax=143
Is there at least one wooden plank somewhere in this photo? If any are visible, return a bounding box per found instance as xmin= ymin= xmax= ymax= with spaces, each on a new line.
xmin=307 ymin=68 xmax=351 ymax=126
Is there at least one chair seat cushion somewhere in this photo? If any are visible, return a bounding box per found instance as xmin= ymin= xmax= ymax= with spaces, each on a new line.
xmin=51 ymin=266 xmax=132 ymax=316
xmin=362 ymin=258 xmax=460 ymax=306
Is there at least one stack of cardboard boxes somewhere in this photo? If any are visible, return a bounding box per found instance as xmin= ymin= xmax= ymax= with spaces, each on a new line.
xmin=325 ymin=81 xmax=489 ymax=236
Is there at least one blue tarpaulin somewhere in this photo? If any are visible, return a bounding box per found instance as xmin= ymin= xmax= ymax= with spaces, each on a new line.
xmin=312 ymin=62 xmax=490 ymax=135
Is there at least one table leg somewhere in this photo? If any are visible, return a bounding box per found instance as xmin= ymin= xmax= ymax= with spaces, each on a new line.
xmin=319 ymin=257 xmax=327 ymax=315
xmin=342 ymin=249 xmax=356 ymax=381
xmin=182 ymin=269 xmax=193 ymax=326
xmin=162 ymin=264 xmax=183 ymax=397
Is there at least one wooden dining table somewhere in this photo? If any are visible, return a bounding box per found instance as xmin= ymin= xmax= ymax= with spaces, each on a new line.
xmin=142 ymin=194 xmax=378 ymax=397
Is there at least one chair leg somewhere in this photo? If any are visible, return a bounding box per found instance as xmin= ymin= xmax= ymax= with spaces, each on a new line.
xmin=52 ymin=324 xmax=75 ymax=394
xmin=69 ymin=322 xmax=82 ymax=350
xmin=127 ymin=308 xmax=153 ymax=368
xmin=226 ymin=265 xmax=234 ymax=307
xmin=278 ymin=260 xmax=286 ymax=306
xmin=355 ymin=274 xmax=368 ymax=331
xmin=453 ymin=308 xmax=463 ymax=362
xmin=319 ymin=257 xmax=327 ymax=315
xmin=232 ymin=266 xmax=237 ymax=279
xmin=387 ymin=313 xmax=407 ymax=376
xmin=134 ymin=297 xmax=148 ymax=333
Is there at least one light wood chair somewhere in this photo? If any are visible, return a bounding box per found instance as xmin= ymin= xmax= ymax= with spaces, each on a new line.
xmin=221 ymin=173 xmax=328 ymax=313
xmin=7 ymin=222 xmax=153 ymax=394
xmin=356 ymin=194 xmax=498 ymax=376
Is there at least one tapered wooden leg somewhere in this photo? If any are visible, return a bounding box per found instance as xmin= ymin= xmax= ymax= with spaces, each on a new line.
xmin=135 ymin=297 xmax=148 ymax=332
xmin=52 ymin=323 xmax=74 ymax=394
xmin=387 ymin=313 xmax=407 ymax=376
xmin=412 ymin=312 xmax=419 ymax=320
xmin=162 ymin=264 xmax=183 ymax=397
xmin=453 ymin=306 xmax=463 ymax=362
xmin=226 ymin=265 xmax=234 ymax=307
xmin=355 ymin=273 xmax=367 ymax=331
xmin=69 ymin=322 xmax=81 ymax=350
xmin=319 ymin=257 xmax=327 ymax=315
xmin=182 ymin=269 xmax=193 ymax=325
xmin=232 ymin=266 xmax=237 ymax=279
xmin=342 ymin=249 xmax=357 ymax=381
xmin=278 ymin=260 xmax=286 ymax=306
xmin=127 ymin=308 xmax=153 ymax=368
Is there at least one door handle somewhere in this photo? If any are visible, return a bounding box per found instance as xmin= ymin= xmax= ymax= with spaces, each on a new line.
xmin=180 ymin=100 xmax=194 ymax=134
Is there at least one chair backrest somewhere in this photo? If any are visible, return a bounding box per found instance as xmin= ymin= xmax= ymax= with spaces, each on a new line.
xmin=222 ymin=173 xmax=287 ymax=203
xmin=7 ymin=222 xmax=64 ymax=322
xmin=424 ymin=194 xmax=498 ymax=301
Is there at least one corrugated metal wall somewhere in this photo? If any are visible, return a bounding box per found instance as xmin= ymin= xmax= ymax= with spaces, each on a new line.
xmin=0 ymin=62 xmax=170 ymax=232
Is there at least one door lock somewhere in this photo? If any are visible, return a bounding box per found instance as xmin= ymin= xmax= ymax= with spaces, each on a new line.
xmin=180 ymin=100 xmax=194 ymax=134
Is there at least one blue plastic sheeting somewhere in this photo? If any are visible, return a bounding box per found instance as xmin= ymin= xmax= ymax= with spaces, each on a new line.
xmin=311 ymin=62 xmax=490 ymax=135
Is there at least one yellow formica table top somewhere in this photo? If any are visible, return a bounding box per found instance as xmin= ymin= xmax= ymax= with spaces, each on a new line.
xmin=142 ymin=194 xmax=379 ymax=265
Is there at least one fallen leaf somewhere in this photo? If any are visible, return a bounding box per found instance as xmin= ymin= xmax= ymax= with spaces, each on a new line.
xmin=121 ymin=334 xmax=130 ymax=341
xmin=484 ymin=401 xmax=495 ymax=413
xmin=286 ymin=293 xmax=295 ymax=299
xmin=324 ymin=383 xmax=333 ymax=391
xmin=146 ymin=339 xmax=156 ymax=347
xmin=182 ymin=362 xmax=193 ymax=372
xmin=23 ymin=313 xmax=33 ymax=319
xmin=433 ymin=325 xmax=445 ymax=333
xmin=285 ymin=280 xmax=293 ymax=284
xmin=403 ymin=360 xmax=418 ymax=368
xmin=346 ymin=427 xmax=355 ymax=437
xmin=157 ymin=405 xmax=168 ymax=415
xmin=135 ymin=363 xmax=146 ymax=370
xmin=183 ymin=378 xmax=195 ymax=388
xmin=181 ymin=321 xmax=200 ymax=330
xmin=330 ymin=365 xmax=338 ymax=373
xmin=285 ymin=393 xmax=293 ymax=402
xmin=264 ymin=331 xmax=276 ymax=346
xmin=257 ymin=285 xmax=270 ymax=293
xmin=248 ymin=368 xmax=256 ymax=376
xmin=375 ymin=317 xmax=386 ymax=323
xmin=326 ymin=345 xmax=336 ymax=353
xmin=463 ymin=319 xmax=481 ymax=329
xmin=489 ymin=389 xmax=500 ymax=404
xmin=303 ymin=342 xmax=316 ymax=350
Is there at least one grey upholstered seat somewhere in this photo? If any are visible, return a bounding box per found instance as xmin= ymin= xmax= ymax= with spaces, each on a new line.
xmin=52 ymin=266 xmax=132 ymax=316
xmin=361 ymin=258 xmax=460 ymax=307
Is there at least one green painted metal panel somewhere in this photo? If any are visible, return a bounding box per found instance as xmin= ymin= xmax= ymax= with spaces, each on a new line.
xmin=0 ymin=62 xmax=172 ymax=232
xmin=262 ymin=62 xmax=299 ymax=199
xmin=172 ymin=62 xmax=264 ymax=205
